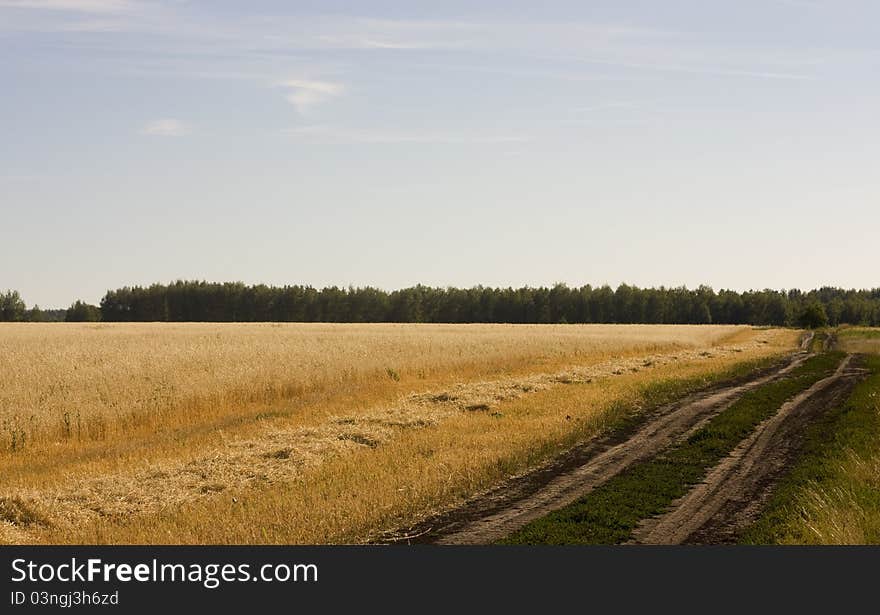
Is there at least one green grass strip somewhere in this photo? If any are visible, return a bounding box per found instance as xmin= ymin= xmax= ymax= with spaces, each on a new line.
xmin=741 ymin=354 xmax=880 ymax=544
xmin=501 ymin=352 xmax=844 ymax=544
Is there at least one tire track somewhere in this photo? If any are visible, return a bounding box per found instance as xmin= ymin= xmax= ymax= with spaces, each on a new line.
xmin=392 ymin=346 xmax=813 ymax=545
xmin=632 ymin=353 xmax=868 ymax=544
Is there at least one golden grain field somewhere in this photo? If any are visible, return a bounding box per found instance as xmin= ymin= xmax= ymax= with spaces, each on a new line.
xmin=0 ymin=323 xmax=799 ymax=544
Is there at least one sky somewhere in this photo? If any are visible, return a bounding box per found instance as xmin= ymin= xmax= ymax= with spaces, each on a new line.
xmin=1 ymin=1 xmax=878 ymax=308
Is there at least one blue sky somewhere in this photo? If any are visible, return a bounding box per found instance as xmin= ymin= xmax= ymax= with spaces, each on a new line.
xmin=1 ymin=1 xmax=878 ymax=308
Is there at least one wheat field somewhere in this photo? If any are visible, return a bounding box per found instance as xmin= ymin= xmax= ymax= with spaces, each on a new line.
xmin=0 ymin=323 xmax=798 ymax=544
xmin=0 ymin=322 xmax=749 ymax=453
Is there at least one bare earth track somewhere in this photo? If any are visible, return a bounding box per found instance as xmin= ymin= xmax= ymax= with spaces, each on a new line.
xmin=633 ymin=353 xmax=868 ymax=544
xmin=394 ymin=340 xmax=822 ymax=545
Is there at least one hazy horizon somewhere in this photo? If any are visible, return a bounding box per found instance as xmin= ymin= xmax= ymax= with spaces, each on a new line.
xmin=3 ymin=1 xmax=879 ymax=308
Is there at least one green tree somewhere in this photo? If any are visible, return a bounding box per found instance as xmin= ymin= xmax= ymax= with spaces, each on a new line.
xmin=0 ymin=290 xmax=26 ymax=321
xmin=65 ymin=300 xmax=101 ymax=322
xmin=26 ymin=304 xmax=45 ymax=322
xmin=798 ymin=302 xmax=829 ymax=329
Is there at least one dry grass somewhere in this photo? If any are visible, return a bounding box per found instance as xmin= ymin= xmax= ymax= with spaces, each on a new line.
xmin=793 ymin=451 xmax=880 ymax=544
xmin=0 ymin=322 xmax=745 ymax=454
xmin=837 ymin=327 xmax=880 ymax=354
xmin=0 ymin=323 xmax=798 ymax=544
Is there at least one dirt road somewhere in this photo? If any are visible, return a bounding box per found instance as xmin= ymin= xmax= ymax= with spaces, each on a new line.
xmin=633 ymin=354 xmax=867 ymax=544
xmin=396 ymin=345 xmax=817 ymax=545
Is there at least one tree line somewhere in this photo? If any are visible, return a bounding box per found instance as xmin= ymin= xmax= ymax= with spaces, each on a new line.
xmin=94 ymin=281 xmax=880 ymax=327
xmin=0 ymin=290 xmax=65 ymax=322
xmin=3 ymin=282 xmax=878 ymax=327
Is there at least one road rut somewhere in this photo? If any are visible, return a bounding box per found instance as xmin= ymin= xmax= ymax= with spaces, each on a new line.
xmin=632 ymin=353 xmax=867 ymax=544
xmin=395 ymin=347 xmax=813 ymax=545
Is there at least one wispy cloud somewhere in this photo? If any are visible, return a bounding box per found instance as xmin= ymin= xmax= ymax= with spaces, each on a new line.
xmin=771 ymin=0 xmax=823 ymax=7
xmin=277 ymin=79 xmax=345 ymax=113
xmin=51 ymin=18 xmax=129 ymax=31
xmin=0 ymin=173 xmax=44 ymax=183
xmin=140 ymin=118 xmax=190 ymax=137
xmin=315 ymin=33 xmax=462 ymax=51
xmin=0 ymin=10 xmax=825 ymax=85
xmin=577 ymin=57 xmax=812 ymax=81
xmin=357 ymin=39 xmax=427 ymax=50
xmin=286 ymin=125 xmax=529 ymax=145
xmin=0 ymin=0 xmax=151 ymax=33
xmin=0 ymin=0 xmax=135 ymax=12
xmin=573 ymin=100 xmax=647 ymax=113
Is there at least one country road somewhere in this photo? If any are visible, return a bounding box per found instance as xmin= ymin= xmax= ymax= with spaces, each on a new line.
xmin=392 ymin=337 xmax=856 ymax=545
xmin=633 ymin=353 xmax=867 ymax=544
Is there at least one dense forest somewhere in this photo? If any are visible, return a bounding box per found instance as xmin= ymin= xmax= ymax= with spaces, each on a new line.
xmin=3 ymin=282 xmax=879 ymax=327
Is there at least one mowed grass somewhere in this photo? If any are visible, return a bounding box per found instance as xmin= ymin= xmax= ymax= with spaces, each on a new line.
xmin=0 ymin=323 xmax=799 ymax=544
xmin=743 ymin=341 xmax=880 ymax=544
xmin=501 ymin=352 xmax=843 ymax=545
